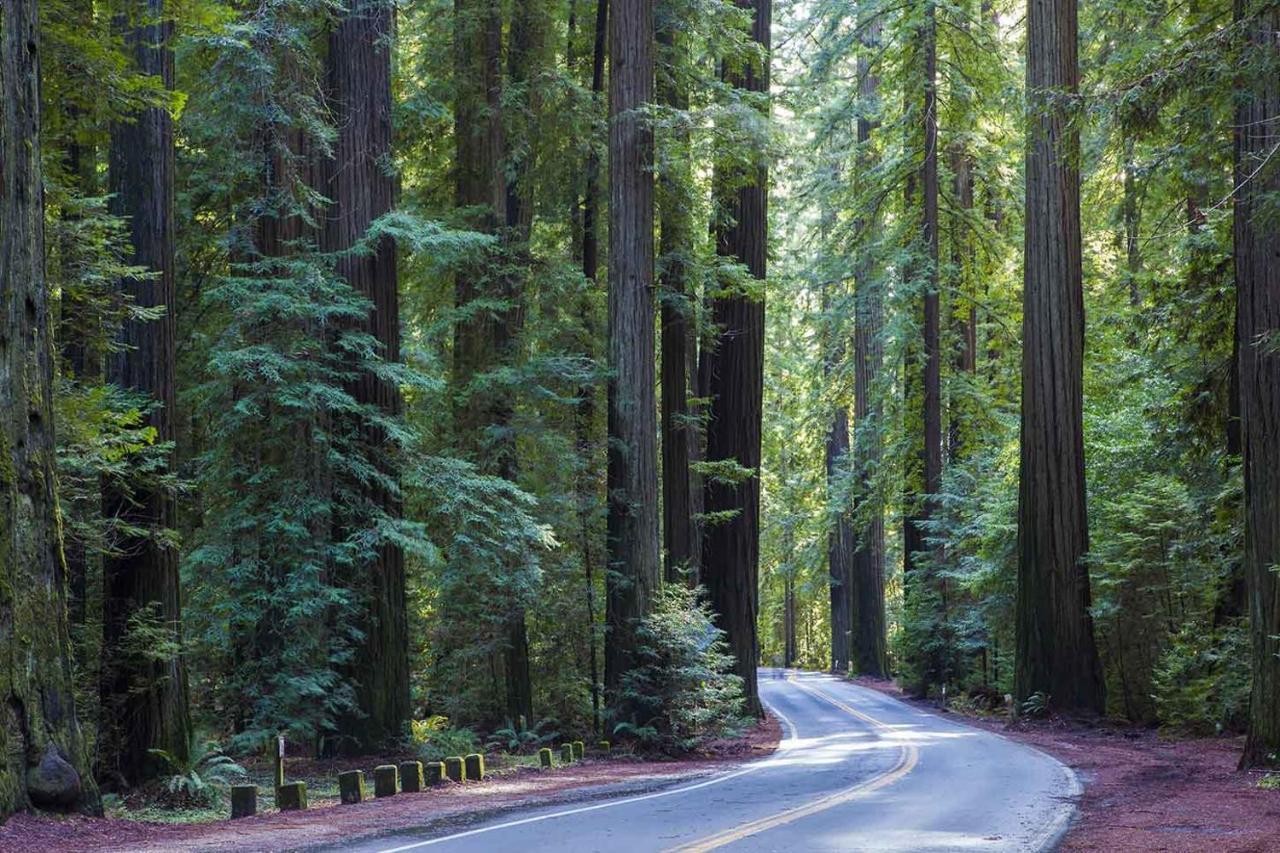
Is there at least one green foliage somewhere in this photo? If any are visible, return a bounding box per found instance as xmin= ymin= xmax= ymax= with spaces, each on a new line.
xmin=612 ymin=586 xmax=747 ymax=753
xmin=1020 ymin=692 xmax=1051 ymax=720
xmin=147 ymin=737 xmax=246 ymax=807
xmin=485 ymin=717 xmax=559 ymax=754
xmin=411 ymin=716 xmax=480 ymax=763
xmin=1152 ymin=624 xmax=1251 ymax=735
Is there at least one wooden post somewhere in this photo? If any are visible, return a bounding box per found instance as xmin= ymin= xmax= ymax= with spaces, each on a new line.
xmin=424 ymin=761 xmax=446 ymax=785
xmin=464 ymin=753 xmax=485 ymax=781
xmin=538 ymin=747 xmax=552 ymax=768
xmin=571 ymin=741 xmax=584 ymax=760
xmin=444 ymin=756 xmax=464 ymax=782
xmin=274 ymin=734 xmax=285 ymax=790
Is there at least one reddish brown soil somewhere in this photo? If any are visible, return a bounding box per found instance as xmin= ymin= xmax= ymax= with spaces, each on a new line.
xmin=854 ymin=676 xmax=1280 ymax=852
xmin=0 ymin=717 xmax=781 ymax=853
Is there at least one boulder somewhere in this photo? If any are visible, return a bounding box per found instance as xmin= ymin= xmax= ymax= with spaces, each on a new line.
xmin=26 ymin=744 xmax=81 ymax=809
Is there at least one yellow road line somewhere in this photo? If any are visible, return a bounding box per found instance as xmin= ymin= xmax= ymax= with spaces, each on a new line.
xmin=671 ymin=675 xmax=920 ymax=852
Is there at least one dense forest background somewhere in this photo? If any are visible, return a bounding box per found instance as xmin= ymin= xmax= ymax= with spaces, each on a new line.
xmin=1 ymin=0 xmax=1278 ymax=820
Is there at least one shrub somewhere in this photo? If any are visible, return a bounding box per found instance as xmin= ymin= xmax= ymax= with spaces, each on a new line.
xmin=147 ymin=736 xmax=247 ymax=807
xmin=611 ymin=585 xmax=747 ymax=753
xmin=485 ymin=717 xmax=558 ymax=754
xmin=1151 ymin=623 xmax=1251 ymax=735
xmin=412 ymin=715 xmax=480 ymax=762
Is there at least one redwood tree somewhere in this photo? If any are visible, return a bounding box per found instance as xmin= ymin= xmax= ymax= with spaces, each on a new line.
xmin=1235 ymin=0 xmax=1280 ymax=769
xmin=324 ymin=0 xmax=410 ymax=747
xmin=703 ymin=0 xmax=770 ymax=716
xmin=1 ymin=0 xmax=98 ymax=814
xmin=101 ymin=0 xmax=192 ymax=784
xmin=658 ymin=5 xmax=697 ymax=583
xmin=603 ymin=0 xmax=659 ymax=707
xmin=849 ymin=10 xmax=887 ymax=679
xmin=1014 ymin=0 xmax=1105 ymax=713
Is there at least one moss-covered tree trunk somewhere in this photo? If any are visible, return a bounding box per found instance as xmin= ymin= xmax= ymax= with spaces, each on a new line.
xmin=324 ymin=0 xmax=410 ymax=748
xmin=1235 ymin=0 xmax=1280 ymax=769
xmin=0 ymin=0 xmax=99 ymax=816
xmin=101 ymin=0 xmax=193 ymax=785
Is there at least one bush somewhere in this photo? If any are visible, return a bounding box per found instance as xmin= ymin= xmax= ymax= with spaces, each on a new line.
xmin=147 ymin=736 xmax=246 ymax=807
xmin=1151 ymin=623 xmax=1251 ymax=735
xmin=411 ymin=715 xmax=480 ymax=762
xmin=485 ymin=717 xmax=558 ymax=754
xmin=612 ymin=585 xmax=747 ymax=753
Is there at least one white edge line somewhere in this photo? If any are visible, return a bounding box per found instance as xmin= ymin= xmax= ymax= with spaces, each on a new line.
xmin=375 ymin=685 xmax=801 ymax=853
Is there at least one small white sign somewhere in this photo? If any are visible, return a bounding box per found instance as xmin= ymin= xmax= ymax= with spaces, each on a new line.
xmin=277 ymin=735 xmax=285 ymax=758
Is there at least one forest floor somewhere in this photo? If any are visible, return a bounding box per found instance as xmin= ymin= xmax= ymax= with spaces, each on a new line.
xmin=0 ymin=716 xmax=781 ymax=852
xmin=853 ymin=676 xmax=1280 ymax=852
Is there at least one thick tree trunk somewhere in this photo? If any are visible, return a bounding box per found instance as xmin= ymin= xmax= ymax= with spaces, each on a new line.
xmin=603 ymin=0 xmax=659 ymax=710
xmin=0 ymin=0 xmax=99 ymax=814
xmin=849 ymin=13 xmax=887 ymax=679
xmin=1014 ymin=0 xmax=1105 ymax=713
xmin=658 ymin=12 xmax=697 ymax=583
xmin=101 ymin=0 xmax=192 ymax=785
xmin=1235 ymin=0 xmax=1280 ymax=769
xmin=905 ymin=0 xmax=941 ymax=573
xmin=324 ymin=0 xmax=410 ymax=748
xmin=495 ymin=0 xmax=544 ymax=726
xmin=703 ymin=0 xmax=769 ymax=717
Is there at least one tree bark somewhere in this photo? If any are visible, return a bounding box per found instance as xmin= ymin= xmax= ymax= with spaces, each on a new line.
xmin=102 ymin=0 xmax=192 ymax=784
xmin=1235 ymin=0 xmax=1280 ymax=769
xmin=703 ymin=0 xmax=769 ymax=717
xmin=849 ymin=11 xmax=887 ymax=679
xmin=658 ymin=9 xmax=697 ymax=583
xmin=324 ymin=0 xmax=410 ymax=748
xmin=905 ymin=0 xmax=941 ymax=579
xmin=822 ymin=267 xmax=852 ymax=674
xmin=0 ymin=0 xmax=99 ymax=814
xmin=572 ymin=0 xmax=607 ymax=736
xmin=1014 ymin=0 xmax=1105 ymax=713
xmin=603 ymin=0 xmax=659 ymax=710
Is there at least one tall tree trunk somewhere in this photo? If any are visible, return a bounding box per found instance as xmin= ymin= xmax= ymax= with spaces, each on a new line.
xmin=823 ymin=267 xmax=852 ymax=674
xmin=101 ymin=0 xmax=192 ymax=785
xmin=658 ymin=9 xmax=696 ymax=583
xmin=603 ymin=0 xmax=659 ymax=711
xmin=1121 ymin=138 xmax=1141 ymax=307
xmin=783 ymin=576 xmax=796 ymax=668
xmin=1235 ymin=0 xmax=1280 ymax=769
xmin=849 ymin=12 xmax=887 ymax=679
xmin=324 ymin=0 xmax=409 ymax=748
xmin=495 ymin=0 xmax=545 ymax=726
xmin=572 ymin=0 xmax=608 ymax=736
xmin=703 ymin=0 xmax=770 ymax=717
xmin=1014 ymin=0 xmax=1105 ymax=713
xmin=0 ymin=0 xmax=99 ymax=814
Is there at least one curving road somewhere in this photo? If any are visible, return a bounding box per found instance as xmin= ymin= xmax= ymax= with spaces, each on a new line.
xmin=343 ymin=670 xmax=1079 ymax=852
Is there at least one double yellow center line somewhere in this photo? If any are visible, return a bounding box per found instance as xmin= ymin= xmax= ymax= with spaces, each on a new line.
xmin=673 ymin=675 xmax=920 ymax=852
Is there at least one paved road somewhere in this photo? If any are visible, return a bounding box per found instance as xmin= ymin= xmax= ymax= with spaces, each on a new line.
xmin=344 ymin=670 xmax=1079 ymax=852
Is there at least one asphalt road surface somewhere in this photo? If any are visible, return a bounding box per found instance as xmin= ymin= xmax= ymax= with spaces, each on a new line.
xmin=339 ymin=669 xmax=1079 ymax=852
